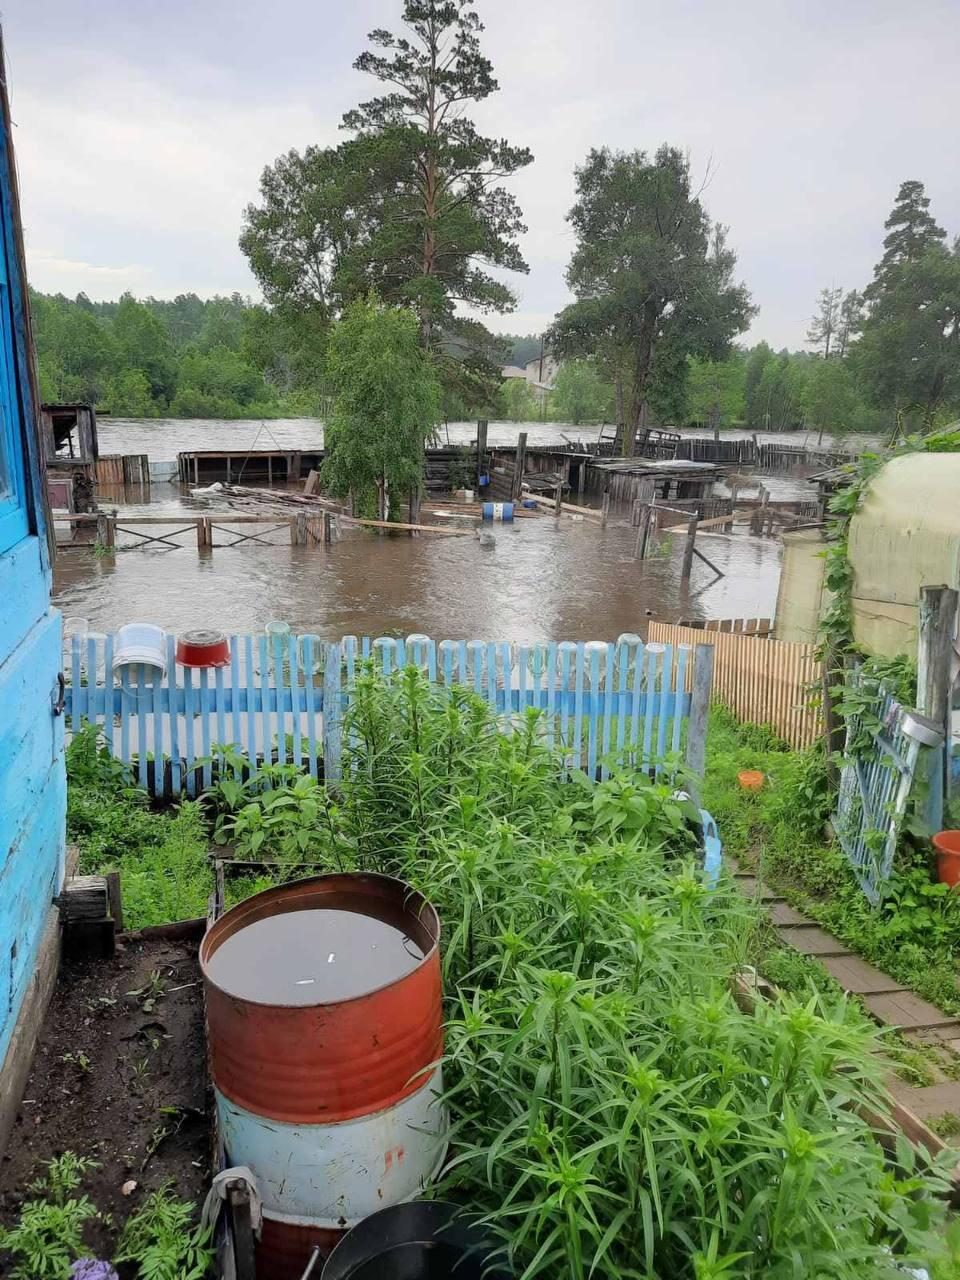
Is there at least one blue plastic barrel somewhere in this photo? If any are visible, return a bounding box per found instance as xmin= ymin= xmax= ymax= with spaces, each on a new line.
xmin=481 ymin=502 xmax=514 ymax=522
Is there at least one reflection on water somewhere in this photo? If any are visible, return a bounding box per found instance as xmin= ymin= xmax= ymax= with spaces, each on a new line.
xmin=54 ymin=486 xmax=783 ymax=641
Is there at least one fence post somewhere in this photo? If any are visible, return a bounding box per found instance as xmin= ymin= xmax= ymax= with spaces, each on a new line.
xmin=681 ymin=515 xmax=699 ymax=583
xmin=554 ymin=483 xmax=563 ymax=517
xmin=917 ymin=584 xmax=957 ymax=832
xmin=821 ymin=641 xmax=845 ymax=792
xmin=476 ymin=419 xmax=488 ymax=493
xmin=601 ymin=490 xmax=611 ymax=527
xmin=685 ymin=643 xmax=715 ymax=801
xmin=322 ymin=642 xmax=342 ymax=785
xmin=96 ymin=513 xmax=116 ymax=548
xmin=511 ymin=431 xmax=527 ymax=502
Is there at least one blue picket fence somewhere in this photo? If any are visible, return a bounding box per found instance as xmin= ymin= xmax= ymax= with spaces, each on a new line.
xmin=64 ymin=631 xmax=714 ymax=799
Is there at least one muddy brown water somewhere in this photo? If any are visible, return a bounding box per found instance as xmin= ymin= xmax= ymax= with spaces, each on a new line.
xmin=206 ymin=909 xmax=425 ymax=1004
xmin=52 ymin=418 xmax=845 ymax=640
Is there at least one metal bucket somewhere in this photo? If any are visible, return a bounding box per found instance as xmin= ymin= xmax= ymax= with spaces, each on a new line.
xmin=200 ymin=874 xmax=446 ymax=1278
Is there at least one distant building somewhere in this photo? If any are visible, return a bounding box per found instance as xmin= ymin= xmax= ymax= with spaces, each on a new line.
xmin=500 ymin=365 xmax=527 ymax=380
xmin=524 ymin=353 xmax=558 ymax=391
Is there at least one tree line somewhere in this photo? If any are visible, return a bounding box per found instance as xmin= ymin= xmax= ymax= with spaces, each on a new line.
xmin=30 ymin=289 xmax=317 ymax=418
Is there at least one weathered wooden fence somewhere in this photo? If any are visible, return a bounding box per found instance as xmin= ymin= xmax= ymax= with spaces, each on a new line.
xmin=64 ymin=632 xmax=714 ymax=799
xmin=648 ymin=621 xmax=822 ymax=748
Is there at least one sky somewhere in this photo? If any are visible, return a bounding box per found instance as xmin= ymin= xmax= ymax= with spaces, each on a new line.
xmin=3 ymin=0 xmax=959 ymax=349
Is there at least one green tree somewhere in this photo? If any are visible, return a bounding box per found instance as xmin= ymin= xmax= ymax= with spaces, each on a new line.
xmin=240 ymin=145 xmax=362 ymax=321
xmin=836 ymin=290 xmax=863 ymax=358
xmin=866 ymin=179 xmax=945 ymax=297
xmin=856 ymin=180 xmax=960 ymax=428
xmin=343 ymin=1 xmax=532 ymax=367
xmin=499 ymin=376 xmax=536 ymax=422
xmin=743 ymin=341 xmax=774 ymax=428
xmin=112 ymin=295 xmax=176 ymax=404
xmin=104 ymin=369 xmax=157 ymax=417
xmin=802 ymin=357 xmax=857 ymax=440
xmin=549 ymin=147 xmax=754 ymax=453
xmin=550 ymin=359 xmax=612 ymax=424
xmin=806 ymin=286 xmax=842 ymax=358
xmin=686 ymin=354 xmax=746 ymax=436
xmin=321 ymin=296 xmax=440 ymax=518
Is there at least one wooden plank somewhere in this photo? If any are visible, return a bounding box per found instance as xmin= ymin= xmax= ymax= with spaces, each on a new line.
xmin=341 ymin=516 xmax=466 ymax=535
xmin=684 ymin=644 xmax=714 ymax=791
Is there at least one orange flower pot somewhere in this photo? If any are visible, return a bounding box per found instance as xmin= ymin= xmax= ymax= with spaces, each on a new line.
xmin=932 ymin=831 xmax=960 ymax=888
xmin=737 ymin=770 xmax=765 ymax=792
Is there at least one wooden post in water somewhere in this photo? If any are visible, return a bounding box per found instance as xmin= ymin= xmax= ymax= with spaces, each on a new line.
xmin=476 ymin=419 xmax=488 ymax=493
xmin=292 ymin=513 xmax=308 ymax=545
xmin=96 ymin=513 xmax=116 ymax=548
xmin=726 ymin=482 xmax=739 ymax=531
xmin=918 ymin=584 xmax=957 ymax=831
xmin=577 ymin=459 xmax=586 ymax=499
xmin=554 ymin=483 xmax=563 ymax=517
xmin=408 ymin=490 xmax=422 ymax=536
xmin=196 ymin=517 xmax=211 ymax=550
xmin=323 ymin=511 xmax=333 ymax=545
xmin=681 ymin=515 xmax=699 ymax=584
xmin=511 ymin=432 xmax=528 ymax=502
xmin=601 ymin=490 xmax=611 ymax=527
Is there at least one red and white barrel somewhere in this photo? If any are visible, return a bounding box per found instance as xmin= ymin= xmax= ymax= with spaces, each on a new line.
xmin=200 ymin=874 xmax=446 ymax=1279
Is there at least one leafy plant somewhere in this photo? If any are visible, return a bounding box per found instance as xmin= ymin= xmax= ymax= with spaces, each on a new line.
xmin=114 ymin=1183 xmax=212 ymax=1280
xmin=1 ymin=1155 xmax=101 ymax=1280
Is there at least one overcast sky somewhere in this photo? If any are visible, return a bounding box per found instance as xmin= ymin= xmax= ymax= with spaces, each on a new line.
xmin=4 ymin=0 xmax=959 ymax=349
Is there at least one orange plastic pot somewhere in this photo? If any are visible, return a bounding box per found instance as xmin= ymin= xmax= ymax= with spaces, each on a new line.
xmin=932 ymin=831 xmax=960 ymax=887
xmin=737 ymin=770 xmax=765 ymax=792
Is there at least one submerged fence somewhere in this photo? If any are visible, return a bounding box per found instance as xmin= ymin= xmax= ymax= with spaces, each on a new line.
xmin=648 ymin=622 xmax=822 ymax=749
xmin=64 ymin=632 xmax=715 ymax=799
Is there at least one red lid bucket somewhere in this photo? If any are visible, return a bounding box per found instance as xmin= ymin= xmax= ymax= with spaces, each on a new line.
xmin=175 ymin=629 xmax=231 ymax=668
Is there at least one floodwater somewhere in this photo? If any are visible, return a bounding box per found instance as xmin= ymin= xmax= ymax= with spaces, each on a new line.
xmin=95 ymin=415 xmax=865 ymax=459
xmin=52 ymin=417 xmax=835 ymax=640
xmin=206 ymin=908 xmax=424 ymax=1004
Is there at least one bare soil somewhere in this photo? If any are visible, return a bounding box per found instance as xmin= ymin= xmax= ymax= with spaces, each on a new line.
xmin=0 ymin=936 xmax=210 ymax=1268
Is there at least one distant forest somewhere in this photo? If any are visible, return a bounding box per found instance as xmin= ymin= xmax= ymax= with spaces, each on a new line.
xmin=30 ymin=290 xmax=316 ymax=419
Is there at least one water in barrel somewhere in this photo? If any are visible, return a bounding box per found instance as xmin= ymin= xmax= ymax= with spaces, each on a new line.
xmin=206 ymin=908 xmax=425 ymax=1004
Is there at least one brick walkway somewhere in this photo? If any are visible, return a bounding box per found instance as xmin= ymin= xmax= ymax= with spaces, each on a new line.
xmin=729 ymin=861 xmax=960 ymax=1126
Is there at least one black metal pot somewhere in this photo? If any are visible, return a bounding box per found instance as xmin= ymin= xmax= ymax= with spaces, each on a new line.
xmin=318 ymin=1201 xmax=510 ymax=1280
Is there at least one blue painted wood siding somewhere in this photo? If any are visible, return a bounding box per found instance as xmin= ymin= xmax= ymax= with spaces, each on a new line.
xmin=64 ymin=632 xmax=710 ymax=798
xmin=0 ymin=68 xmax=65 ymax=1070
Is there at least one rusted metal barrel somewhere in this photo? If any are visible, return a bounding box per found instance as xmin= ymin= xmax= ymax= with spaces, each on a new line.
xmin=200 ymin=873 xmax=445 ymax=1279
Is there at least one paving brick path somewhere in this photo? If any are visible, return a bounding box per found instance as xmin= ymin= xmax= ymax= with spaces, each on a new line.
xmin=729 ymin=860 xmax=960 ymax=1128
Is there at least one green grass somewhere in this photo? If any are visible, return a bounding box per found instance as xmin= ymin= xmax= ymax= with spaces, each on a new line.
xmin=66 ymin=727 xmax=213 ymax=930
xmin=704 ymin=704 xmax=960 ymax=1020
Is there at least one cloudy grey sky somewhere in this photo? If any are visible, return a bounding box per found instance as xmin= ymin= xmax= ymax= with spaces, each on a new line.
xmin=3 ymin=0 xmax=958 ymax=348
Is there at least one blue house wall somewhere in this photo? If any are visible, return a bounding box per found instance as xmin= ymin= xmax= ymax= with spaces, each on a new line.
xmin=0 ymin=42 xmax=66 ymax=1074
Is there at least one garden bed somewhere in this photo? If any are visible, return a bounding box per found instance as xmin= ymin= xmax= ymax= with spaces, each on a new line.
xmin=0 ymin=935 xmax=209 ymax=1271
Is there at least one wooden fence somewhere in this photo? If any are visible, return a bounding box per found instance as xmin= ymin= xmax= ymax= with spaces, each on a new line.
xmin=64 ymin=632 xmax=714 ymax=799
xmin=648 ymin=621 xmax=822 ymax=748
xmin=95 ymin=454 xmax=150 ymax=485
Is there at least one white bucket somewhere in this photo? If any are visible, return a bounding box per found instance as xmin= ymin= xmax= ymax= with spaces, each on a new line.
xmin=112 ymin=623 xmax=167 ymax=683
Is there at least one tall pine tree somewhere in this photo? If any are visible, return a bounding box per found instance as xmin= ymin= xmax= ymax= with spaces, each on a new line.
xmin=857 ymin=180 xmax=960 ymax=428
xmin=343 ymin=2 xmax=532 ymax=379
